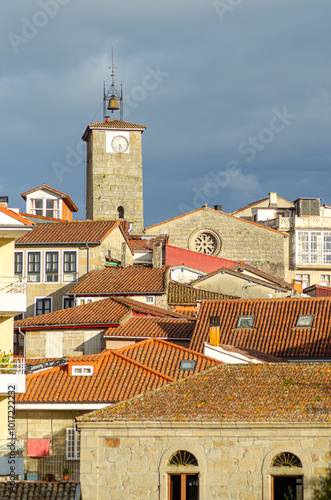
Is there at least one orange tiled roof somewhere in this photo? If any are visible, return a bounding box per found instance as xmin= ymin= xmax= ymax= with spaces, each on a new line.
xmin=189 ymin=297 xmax=331 ymax=358
xmin=105 ymin=316 xmax=195 ymax=340
xmin=168 ymin=280 xmax=237 ymax=305
xmin=15 ymin=298 xmax=130 ymax=328
xmin=231 ymin=195 xmax=294 ymax=215
xmin=0 ymin=206 xmax=34 ymax=226
xmin=17 ymin=350 xmax=172 ymax=403
xmin=20 ymin=184 xmax=78 ymax=212
xmin=118 ymin=338 xmax=221 ymax=380
xmin=15 ymin=297 xmax=188 ymax=330
xmin=15 ymin=220 xmax=120 ymax=245
xmin=78 ymin=363 xmax=331 ymax=422
xmin=82 ymin=119 xmax=146 ymax=140
xmin=229 ymin=262 xmax=294 ymax=290
xmin=67 ymin=265 xmax=169 ymax=295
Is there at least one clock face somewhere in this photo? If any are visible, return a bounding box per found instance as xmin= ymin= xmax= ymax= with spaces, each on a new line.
xmin=112 ymin=135 xmax=129 ymax=153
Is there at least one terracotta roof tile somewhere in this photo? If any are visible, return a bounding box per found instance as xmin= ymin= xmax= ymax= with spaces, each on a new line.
xmin=105 ymin=317 xmax=195 ymax=340
xmin=16 ymin=220 xmax=120 ymax=245
xmin=79 ymin=363 xmax=331 ymax=422
xmin=0 ymin=482 xmax=79 ymax=499
xmin=168 ymin=280 xmax=237 ymax=305
xmin=109 ymin=297 xmax=192 ymax=318
xmin=189 ymin=297 xmax=331 ymax=358
xmin=67 ymin=265 xmax=169 ymax=295
xmin=118 ymin=338 xmax=221 ymax=380
xmin=17 ymin=350 xmax=173 ymax=403
xmin=15 ymin=298 xmax=130 ymax=328
xmin=82 ymin=119 xmax=146 ymax=140
xmin=0 ymin=206 xmax=34 ymax=226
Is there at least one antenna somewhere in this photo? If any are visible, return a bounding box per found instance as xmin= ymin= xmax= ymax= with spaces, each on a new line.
xmin=103 ymin=47 xmax=123 ymax=121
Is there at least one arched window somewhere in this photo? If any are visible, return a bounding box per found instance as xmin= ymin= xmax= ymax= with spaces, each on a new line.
xmin=117 ymin=206 xmax=124 ymax=219
xmin=167 ymin=450 xmax=199 ymax=500
xmin=271 ymin=452 xmax=303 ymax=500
xmin=271 ymin=452 xmax=302 ymax=468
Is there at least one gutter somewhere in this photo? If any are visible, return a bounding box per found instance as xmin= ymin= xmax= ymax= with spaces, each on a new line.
xmin=15 ymin=323 xmax=121 ymax=331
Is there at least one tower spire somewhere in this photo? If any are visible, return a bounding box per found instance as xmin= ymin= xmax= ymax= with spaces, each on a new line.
xmin=103 ymin=47 xmax=123 ymax=121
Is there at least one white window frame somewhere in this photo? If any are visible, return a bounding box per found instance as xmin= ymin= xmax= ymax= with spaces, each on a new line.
xmin=145 ymin=296 xmax=155 ymax=304
xmin=320 ymin=274 xmax=331 ymax=287
xmin=27 ymin=251 xmax=42 ymax=283
xmin=296 ymin=230 xmax=331 ymax=265
xmin=71 ymin=365 xmax=94 ymax=376
xmin=30 ymin=197 xmax=60 ymax=218
xmin=45 ymin=250 xmax=59 ymax=283
xmin=14 ymin=251 xmax=24 ymax=277
xmin=62 ymin=250 xmax=78 ymax=282
xmin=76 ymin=297 xmax=94 ymax=306
xmin=295 ymin=274 xmax=310 ymax=290
xmin=35 ymin=296 xmax=53 ymax=316
xmin=66 ymin=427 xmax=80 ymax=460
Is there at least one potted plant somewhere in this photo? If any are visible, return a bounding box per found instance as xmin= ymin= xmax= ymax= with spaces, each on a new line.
xmin=62 ymin=467 xmax=72 ymax=480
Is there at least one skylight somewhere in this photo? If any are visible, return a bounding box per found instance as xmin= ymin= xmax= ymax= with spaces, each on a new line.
xmin=237 ymin=315 xmax=254 ymax=328
xmin=179 ymin=360 xmax=197 ymax=371
xmin=72 ymin=365 xmax=93 ymax=376
xmin=296 ymin=314 xmax=314 ymax=327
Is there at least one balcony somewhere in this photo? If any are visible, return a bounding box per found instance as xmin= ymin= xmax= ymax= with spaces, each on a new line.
xmin=0 ymin=277 xmax=26 ymax=316
xmin=0 ymin=438 xmax=24 ymax=477
xmin=0 ymin=358 xmax=25 ymax=394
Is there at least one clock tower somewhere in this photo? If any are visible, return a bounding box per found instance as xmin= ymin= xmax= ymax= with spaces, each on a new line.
xmin=82 ymin=118 xmax=146 ymax=233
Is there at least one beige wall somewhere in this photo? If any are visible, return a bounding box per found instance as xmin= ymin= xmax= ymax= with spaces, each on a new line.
xmin=78 ymin=421 xmax=331 ymax=500
xmin=24 ymin=328 xmax=106 ymax=358
xmin=17 ymin=228 xmax=133 ymax=317
xmin=0 ymin=239 xmax=14 ymax=276
xmin=145 ymin=208 xmax=287 ymax=279
xmin=193 ymin=273 xmax=291 ymax=299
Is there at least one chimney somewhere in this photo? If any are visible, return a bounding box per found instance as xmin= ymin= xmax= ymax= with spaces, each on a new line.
xmin=121 ymin=242 xmax=127 ymax=268
xmin=209 ymin=316 xmax=220 ymax=347
xmin=268 ymin=192 xmax=278 ymax=207
xmin=214 ymin=204 xmax=222 ymax=211
xmin=0 ymin=196 xmax=8 ymax=208
xmin=152 ymin=239 xmax=163 ymax=269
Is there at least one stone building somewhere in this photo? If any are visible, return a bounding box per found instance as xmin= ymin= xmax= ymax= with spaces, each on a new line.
xmin=14 ymin=219 xmax=133 ymax=317
xmin=144 ymin=206 xmax=288 ymax=279
xmin=82 ymin=119 xmax=146 ymax=233
xmin=77 ymin=362 xmax=331 ymax=500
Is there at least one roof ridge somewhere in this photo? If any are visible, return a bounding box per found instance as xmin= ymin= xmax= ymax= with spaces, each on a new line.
xmin=108 ymin=349 xmax=175 ymax=382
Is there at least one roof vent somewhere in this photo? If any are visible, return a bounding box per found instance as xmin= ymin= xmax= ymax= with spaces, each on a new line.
xmin=179 ymin=360 xmax=197 ymax=371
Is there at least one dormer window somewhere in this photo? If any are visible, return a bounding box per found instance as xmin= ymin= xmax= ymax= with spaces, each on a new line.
xmin=296 ymin=314 xmax=314 ymax=327
xmin=72 ymin=365 xmax=93 ymax=376
xmin=237 ymin=315 xmax=254 ymax=328
xmin=31 ymin=198 xmax=60 ymax=218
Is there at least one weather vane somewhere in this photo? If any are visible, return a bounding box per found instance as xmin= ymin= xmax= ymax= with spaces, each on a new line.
xmin=103 ymin=47 xmax=123 ymax=121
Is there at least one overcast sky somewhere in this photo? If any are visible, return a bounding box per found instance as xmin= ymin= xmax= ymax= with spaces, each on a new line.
xmin=2 ymin=0 xmax=331 ymax=226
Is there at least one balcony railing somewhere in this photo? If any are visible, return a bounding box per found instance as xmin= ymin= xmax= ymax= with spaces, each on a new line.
xmin=0 ymin=277 xmax=26 ymax=294
xmin=25 ymin=455 xmax=80 ymax=482
xmin=0 ymin=358 xmax=25 ymax=375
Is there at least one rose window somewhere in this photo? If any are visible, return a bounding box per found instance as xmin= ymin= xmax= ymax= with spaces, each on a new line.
xmin=194 ymin=232 xmax=217 ymax=255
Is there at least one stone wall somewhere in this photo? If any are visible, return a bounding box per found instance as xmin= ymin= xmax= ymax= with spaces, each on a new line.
xmin=145 ymin=207 xmax=287 ymax=279
xmin=78 ymin=421 xmax=331 ymax=500
xmin=86 ymin=129 xmax=144 ymax=233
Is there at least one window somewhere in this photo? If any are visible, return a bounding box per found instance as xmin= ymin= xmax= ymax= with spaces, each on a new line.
xmin=237 ymin=315 xmax=254 ymax=328
xmin=321 ymin=274 xmax=330 ymax=287
xmin=45 ymin=252 xmax=58 ymax=282
xmin=63 ymin=297 xmax=75 ymax=309
xmin=63 ymin=251 xmax=77 ymax=282
xmin=117 ymin=206 xmax=124 ymax=218
xmin=31 ymin=198 xmax=60 ymax=218
xmin=36 ymin=298 xmax=52 ymax=316
xmin=145 ymin=296 xmax=155 ymax=304
xmin=179 ymin=360 xmax=196 ymax=372
xmin=66 ymin=428 xmax=80 ymax=460
xmin=295 ymin=274 xmax=310 ymax=290
xmin=167 ymin=451 xmax=199 ymax=500
xmin=296 ymin=230 xmax=331 ymax=265
xmin=28 ymin=252 xmax=41 ymax=282
xmin=14 ymin=252 xmax=23 ymax=276
xmin=271 ymin=453 xmax=303 ymax=500
xmin=72 ymin=365 xmax=93 ymax=376
xmin=296 ymin=314 xmax=314 ymax=327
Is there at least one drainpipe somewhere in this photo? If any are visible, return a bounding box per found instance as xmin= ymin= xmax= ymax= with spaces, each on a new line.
xmin=85 ymin=243 xmax=90 ymax=273
xmin=17 ymin=327 xmax=26 ymax=360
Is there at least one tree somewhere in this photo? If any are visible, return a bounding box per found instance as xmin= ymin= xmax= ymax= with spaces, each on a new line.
xmin=313 ymin=467 xmax=331 ymax=500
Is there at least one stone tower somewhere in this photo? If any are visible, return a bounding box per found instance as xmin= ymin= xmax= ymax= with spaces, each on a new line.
xmin=82 ymin=118 xmax=146 ymax=233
